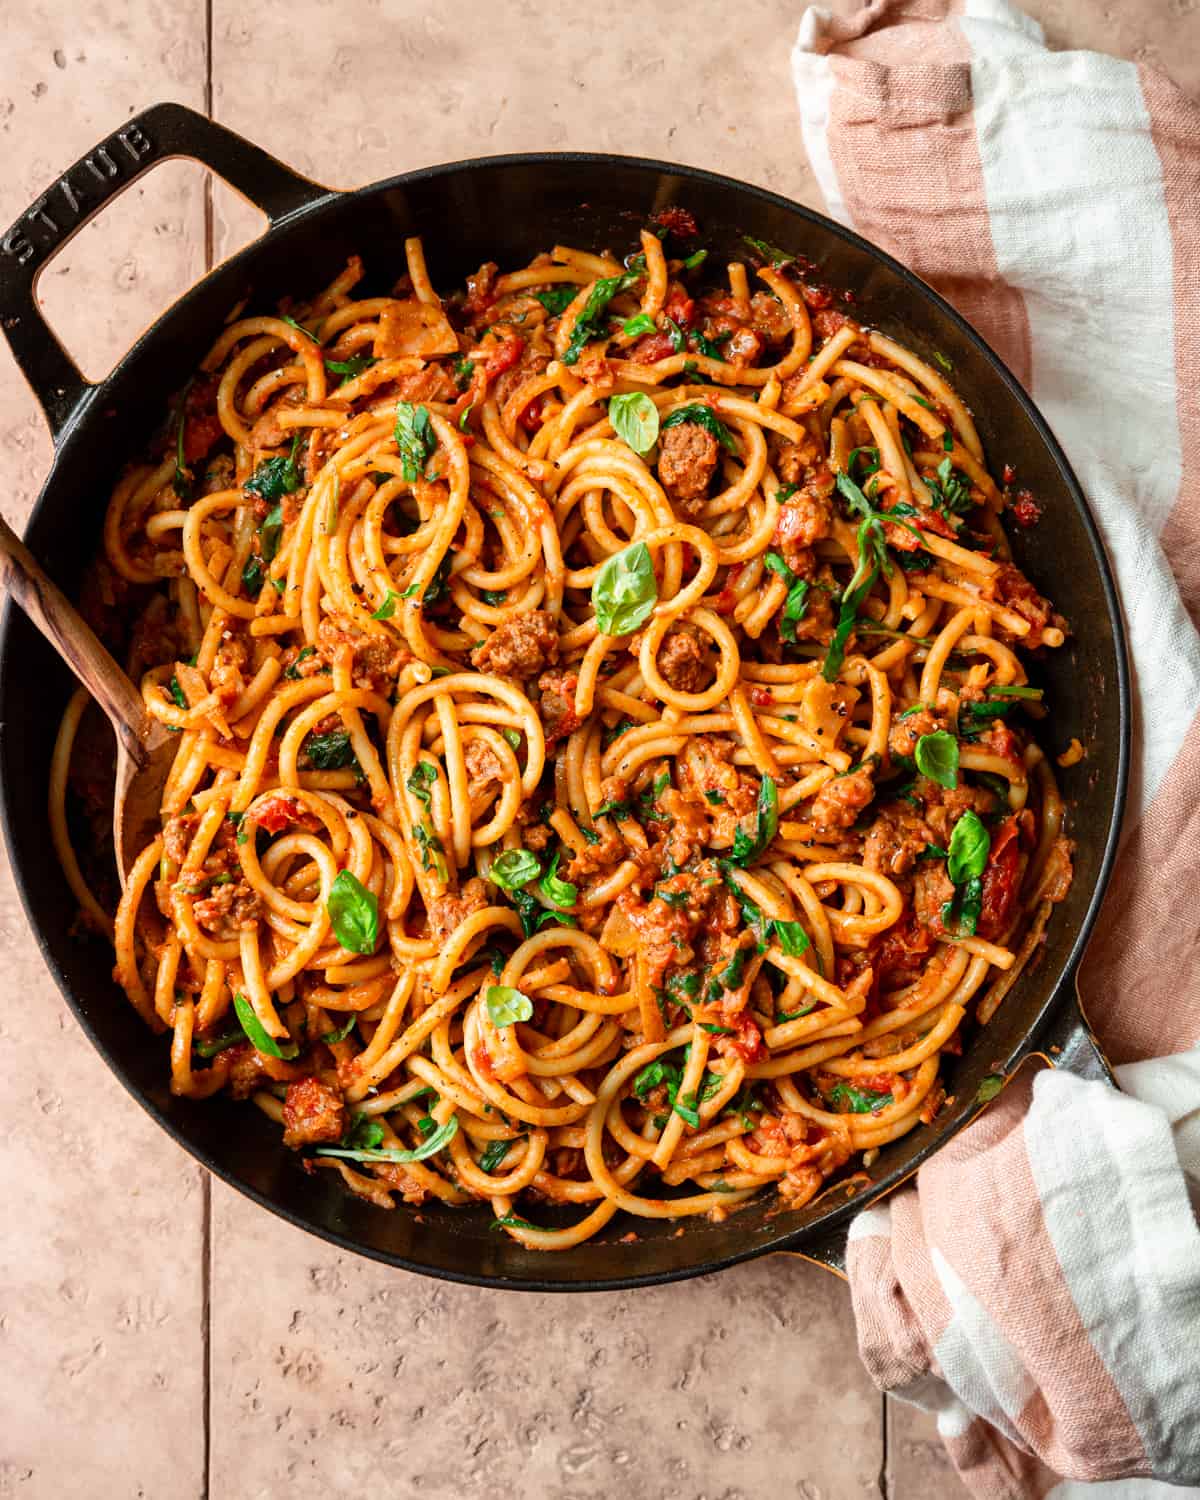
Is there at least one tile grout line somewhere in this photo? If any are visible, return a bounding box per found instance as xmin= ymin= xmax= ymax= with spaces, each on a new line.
xmin=200 ymin=3 xmax=215 ymax=1495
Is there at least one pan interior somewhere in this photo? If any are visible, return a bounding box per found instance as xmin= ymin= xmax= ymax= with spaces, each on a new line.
xmin=0 ymin=154 xmax=1125 ymax=1289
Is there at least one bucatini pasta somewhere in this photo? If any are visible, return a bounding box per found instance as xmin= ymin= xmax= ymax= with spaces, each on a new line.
xmin=53 ymin=211 xmax=1074 ymax=1250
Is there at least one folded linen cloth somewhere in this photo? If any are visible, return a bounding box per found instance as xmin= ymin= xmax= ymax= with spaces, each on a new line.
xmin=791 ymin=3 xmax=1200 ymax=1494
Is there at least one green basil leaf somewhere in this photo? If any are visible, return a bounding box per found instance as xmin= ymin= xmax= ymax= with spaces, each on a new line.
xmin=728 ymin=775 xmax=778 ymax=867
xmin=537 ymin=851 xmax=577 ymax=910
xmin=486 ymin=985 xmax=534 ymax=1027
xmin=326 ymin=870 xmax=379 ymax=955
xmin=394 ymin=402 xmax=437 ymax=483
xmin=490 ymin=848 xmax=542 ymax=891
xmin=914 ymin=730 xmax=959 ymax=790
xmin=343 ymin=1114 xmax=384 ymax=1150
xmin=193 ymin=1026 xmax=244 ymax=1059
xmin=501 ymin=728 xmax=522 ymax=750
xmin=621 ymin=312 xmax=657 ymax=338
xmin=660 ymin=402 xmax=738 ymax=454
xmin=977 ymin=1074 xmax=1005 ymax=1103
xmin=317 ymin=1116 xmax=459 ymax=1164
xmin=608 ymin=392 xmax=660 ymax=456
xmin=242 ymin=554 xmax=264 ymax=598
xmin=282 ymin=313 xmax=320 ymax=342
xmin=245 ymin=435 xmax=302 ymax=502
xmin=763 ymin=551 xmax=793 ymax=582
xmin=168 ymin=675 xmax=188 ymax=711
xmin=325 ymin=354 xmax=377 ymax=379
xmin=478 ymin=1136 xmax=519 ymax=1172
xmin=742 ymin=234 xmax=794 ymax=268
xmin=233 ymin=992 xmax=299 ymax=1060
xmin=820 ymin=565 xmax=878 ymax=682
xmin=319 ymin=1016 xmax=357 ymax=1044
xmin=406 ymin=761 xmax=438 ymax=809
xmin=490 ymin=1213 xmax=538 ymax=1230
xmin=534 ymin=286 xmax=578 ymax=315
xmin=682 ymin=249 xmax=708 ymax=270
xmin=673 ymin=1091 xmax=702 ymax=1128
xmin=371 ymin=590 xmax=398 ymax=621
xmin=829 ymin=1081 xmax=893 ymax=1114
xmin=562 ymin=270 xmax=641 ymax=364
xmin=772 ymin=919 xmax=810 ymax=957
xmin=303 ymin=730 xmax=355 ymax=770
xmin=947 ymin=810 xmax=991 ymax=885
xmin=592 ymin=541 xmax=658 ymax=636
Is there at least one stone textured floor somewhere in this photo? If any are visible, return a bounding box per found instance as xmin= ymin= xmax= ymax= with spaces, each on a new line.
xmin=1 ymin=3 xmax=1197 ymax=1497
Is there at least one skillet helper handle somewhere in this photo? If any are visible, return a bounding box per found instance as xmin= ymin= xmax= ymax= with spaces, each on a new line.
xmin=0 ymin=509 xmax=147 ymax=753
xmin=0 ymin=100 xmax=328 ymax=439
xmin=1031 ymin=984 xmax=1114 ymax=1085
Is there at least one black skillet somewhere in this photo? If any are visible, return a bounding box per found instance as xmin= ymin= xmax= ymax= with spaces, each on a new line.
xmin=0 ymin=103 xmax=1129 ymax=1289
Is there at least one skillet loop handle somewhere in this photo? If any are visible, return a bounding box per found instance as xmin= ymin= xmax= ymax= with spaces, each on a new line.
xmin=1034 ymin=984 xmax=1115 ymax=1086
xmin=0 ymin=100 xmax=328 ymax=440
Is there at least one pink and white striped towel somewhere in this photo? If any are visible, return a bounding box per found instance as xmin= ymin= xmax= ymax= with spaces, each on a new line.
xmin=791 ymin=3 xmax=1200 ymax=1495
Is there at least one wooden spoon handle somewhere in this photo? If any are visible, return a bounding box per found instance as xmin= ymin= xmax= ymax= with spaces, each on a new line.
xmin=0 ymin=511 xmax=150 ymax=763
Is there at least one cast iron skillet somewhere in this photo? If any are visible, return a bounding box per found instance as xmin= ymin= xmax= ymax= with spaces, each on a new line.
xmin=0 ymin=103 xmax=1129 ymax=1289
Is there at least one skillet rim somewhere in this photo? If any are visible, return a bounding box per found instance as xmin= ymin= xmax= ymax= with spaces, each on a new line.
xmin=0 ymin=145 xmax=1131 ymax=1291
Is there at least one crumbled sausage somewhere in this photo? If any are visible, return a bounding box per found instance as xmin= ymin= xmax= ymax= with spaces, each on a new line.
xmin=464 ymin=738 xmax=505 ymax=798
xmin=282 ymin=1077 xmax=348 ymax=1148
xmin=426 ymin=877 xmax=490 ymax=946
xmin=537 ymin=668 xmax=581 ymax=744
xmin=317 ymin=615 xmax=411 ymax=694
xmin=863 ymin=806 xmax=937 ymax=878
xmin=808 ymin=770 xmax=875 ymax=832
xmin=658 ymin=421 xmax=719 ymax=512
xmin=656 ymin=622 xmax=709 ymax=694
xmin=192 ymin=879 xmax=263 ymax=938
xmin=473 ymin=610 xmax=559 ymax=679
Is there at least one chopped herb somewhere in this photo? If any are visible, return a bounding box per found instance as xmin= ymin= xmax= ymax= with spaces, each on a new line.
xmin=534 ymin=286 xmax=578 ymax=316
xmin=241 ymin=553 xmax=264 ymax=597
xmin=927 ymin=456 xmax=973 ymax=516
xmin=501 ymin=728 xmax=522 ymax=751
xmin=621 ymin=312 xmax=657 ymax=338
xmin=371 ymin=590 xmax=398 ymax=621
xmin=932 ymin=351 xmax=954 ymax=374
xmin=682 ymin=249 xmax=708 ymax=270
xmin=772 ymin=920 xmax=810 ymax=957
xmin=233 ymin=992 xmax=299 ymax=1060
xmin=281 ymin=312 xmax=319 ymax=342
xmin=318 ymin=1016 xmax=357 ymax=1045
xmin=481 ymin=589 xmax=508 ymax=607
xmin=829 ymin=1081 xmax=893 ymax=1114
xmin=479 ymin=1137 xmax=520 ymax=1172
xmin=406 ymin=760 xmax=438 ymax=809
xmin=284 ymin=645 xmax=315 ymax=679
xmin=742 ymin=234 xmax=794 ymax=268
xmin=193 ymin=1027 xmax=244 ymax=1059
xmin=343 ymin=1114 xmax=385 ymax=1150
xmin=704 ymin=790 xmax=725 ymax=805
xmin=940 ymin=810 xmax=991 ymax=936
xmin=394 ymin=402 xmax=437 ymax=483
xmin=562 ymin=269 xmax=641 ymax=364
xmin=728 ymin=775 xmax=779 ymax=867
xmin=538 ymin=851 xmax=577 ymax=911
xmin=245 ymin=434 xmax=303 ymax=502
xmin=316 ymin=1116 xmax=459 ymax=1165
xmin=304 ymin=729 xmax=356 ymax=770
xmin=977 ymin=1074 xmax=1005 ymax=1103
xmin=660 ymin=402 xmax=737 ymax=455
xmin=490 ymin=1213 xmax=537 ymax=1231
xmin=168 ymin=675 xmax=187 ymax=711
xmin=325 ymin=354 xmax=376 ymax=379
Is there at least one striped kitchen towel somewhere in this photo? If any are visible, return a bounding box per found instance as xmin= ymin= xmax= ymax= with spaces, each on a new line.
xmin=792 ymin=2 xmax=1200 ymax=1495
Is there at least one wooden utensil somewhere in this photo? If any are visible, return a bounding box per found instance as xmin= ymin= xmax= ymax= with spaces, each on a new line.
xmin=0 ymin=511 xmax=176 ymax=884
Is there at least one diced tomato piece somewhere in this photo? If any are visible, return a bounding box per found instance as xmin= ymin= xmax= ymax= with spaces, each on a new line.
xmin=482 ymin=332 xmax=525 ymax=380
xmin=653 ymin=206 xmax=698 ymax=239
xmin=630 ymin=331 xmax=676 ymax=364
xmin=978 ymin=816 xmax=1022 ymax=940
xmin=722 ymin=1012 xmax=767 ymax=1064
xmin=253 ymin=794 xmax=320 ymax=835
xmin=662 ymin=289 xmax=695 ymax=328
xmin=811 ymin=307 xmax=848 ymax=339
xmin=749 ymin=687 xmax=774 ymax=708
xmin=1010 ymin=489 xmax=1043 ymax=528
xmin=1002 ymin=463 xmax=1017 ymax=485
xmin=802 ymin=284 xmax=835 ymax=311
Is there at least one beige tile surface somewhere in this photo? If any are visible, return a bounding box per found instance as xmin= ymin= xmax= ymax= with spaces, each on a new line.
xmin=2 ymin=3 xmax=1197 ymax=1498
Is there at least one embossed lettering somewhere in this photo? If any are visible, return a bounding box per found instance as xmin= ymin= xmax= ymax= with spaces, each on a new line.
xmin=59 ymin=176 xmax=88 ymax=215
xmin=85 ymin=148 xmax=118 ymax=183
xmin=1 ymin=228 xmax=34 ymax=265
xmin=118 ymin=125 xmax=152 ymax=162
xmin=25 ymin=196 xmax=57 ymax=233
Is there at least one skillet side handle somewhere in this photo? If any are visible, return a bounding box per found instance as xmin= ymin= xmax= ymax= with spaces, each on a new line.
xmin=0 ymin=100 xmax=329 ymax=440
xmin=1033 ymin=983 xmax=1115 ymax=1086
